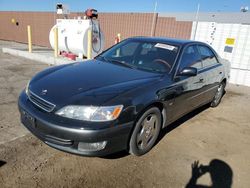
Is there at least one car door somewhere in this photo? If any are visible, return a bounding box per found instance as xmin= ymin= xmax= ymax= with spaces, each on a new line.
xmin=197 ymin=45 xmax=224 ymax=102
xmin=167 ymin=44 xmax=205 ymax=123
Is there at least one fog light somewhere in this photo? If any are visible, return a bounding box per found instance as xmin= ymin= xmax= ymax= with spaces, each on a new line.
xmin=78 ymin=141 xmax=107 ymax=152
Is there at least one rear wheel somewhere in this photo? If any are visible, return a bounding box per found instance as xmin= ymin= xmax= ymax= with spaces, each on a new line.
xmin=210 ymin=81 xmax=225 ymax=107
xmin=129 ymin=107 xmax=162 ymax=156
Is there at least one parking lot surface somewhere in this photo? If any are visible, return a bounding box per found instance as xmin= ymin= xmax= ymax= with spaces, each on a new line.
xmin=0 ymin=51 xmax=250 ymax=188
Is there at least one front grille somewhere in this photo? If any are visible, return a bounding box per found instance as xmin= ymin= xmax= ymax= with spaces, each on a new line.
xmin=28 ymin=90 xmax=56 ymax=112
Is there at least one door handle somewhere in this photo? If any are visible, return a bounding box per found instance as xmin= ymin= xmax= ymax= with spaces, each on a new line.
xmin=194 ymin=78 xmax=204 ymax=84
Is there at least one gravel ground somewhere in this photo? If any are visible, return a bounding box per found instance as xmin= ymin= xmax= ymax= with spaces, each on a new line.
xmin=0 ymin=51 xmax=250 ymax=188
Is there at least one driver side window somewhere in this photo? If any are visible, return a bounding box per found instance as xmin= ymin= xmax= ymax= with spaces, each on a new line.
xmin=178 ymin=45 xmax=202 ymax=72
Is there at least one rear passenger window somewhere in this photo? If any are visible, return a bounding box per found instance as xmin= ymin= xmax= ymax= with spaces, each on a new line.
xmin=178 ymin=45 xmax=202 ymax=72
xmin=198 ymin=45 xmax=219 ymax=68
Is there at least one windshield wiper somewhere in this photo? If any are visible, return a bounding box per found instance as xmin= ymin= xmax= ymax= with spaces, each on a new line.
xmin=110 ymin=59 xmax=135 ymax=68
xmin=140 ymin=67 xmax=165 ymax=74
xmin=97 ymin=55 xmax=109 ymax=62
xmin=101 ymin=56 xmax=136 ymax=69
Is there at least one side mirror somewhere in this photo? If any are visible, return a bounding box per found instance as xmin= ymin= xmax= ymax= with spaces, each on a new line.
xmin=178 ymin=67 xmax=198 ymax=77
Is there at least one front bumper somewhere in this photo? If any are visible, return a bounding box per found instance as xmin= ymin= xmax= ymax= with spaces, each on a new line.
xmin=18 ymin=91 xmax=134 ymax=156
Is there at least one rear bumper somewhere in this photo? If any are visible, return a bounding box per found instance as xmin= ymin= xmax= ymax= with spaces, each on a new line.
xmin=18 ymin=91 xmax=133 ymax=157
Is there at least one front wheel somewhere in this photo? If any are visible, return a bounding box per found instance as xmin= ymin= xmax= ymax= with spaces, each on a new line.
xmin=210 ymin=81 xmax=225 ymax=107
xmin=129 ymin=107 xmax=162 ymax=156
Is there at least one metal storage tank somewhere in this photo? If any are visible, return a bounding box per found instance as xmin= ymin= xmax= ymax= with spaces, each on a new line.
xmin=49 ymin=19 xmax=104 ymax=58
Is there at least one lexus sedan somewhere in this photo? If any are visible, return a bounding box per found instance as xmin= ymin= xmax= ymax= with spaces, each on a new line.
xmin=18 ymin=37 xmax=230 ymax=156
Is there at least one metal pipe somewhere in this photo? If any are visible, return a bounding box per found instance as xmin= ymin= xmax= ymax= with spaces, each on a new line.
xmin=27 ymin=25 xmax=32 ymax=53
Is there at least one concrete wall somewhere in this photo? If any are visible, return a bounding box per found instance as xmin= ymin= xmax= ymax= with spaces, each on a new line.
xmin=0 ymin=11 xmax=193 ymax=49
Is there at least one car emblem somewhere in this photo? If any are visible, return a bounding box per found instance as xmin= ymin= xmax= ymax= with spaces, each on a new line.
xmin=41 ymin=89 xmax=48 ymax=95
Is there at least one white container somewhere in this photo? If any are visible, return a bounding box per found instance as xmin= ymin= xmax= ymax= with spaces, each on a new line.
xmin=192 ymin=21 xmax=250 ymax=87
xmin=49 ymin=19 xmax=104 ymax=58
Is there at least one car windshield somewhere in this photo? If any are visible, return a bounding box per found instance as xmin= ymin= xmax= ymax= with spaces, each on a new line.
xmin=96 ymin=39 xmax=179 ymax=73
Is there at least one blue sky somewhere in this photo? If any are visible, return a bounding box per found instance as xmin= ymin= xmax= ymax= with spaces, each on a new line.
xmin=0 ymin=0 xmax=249 ymax=12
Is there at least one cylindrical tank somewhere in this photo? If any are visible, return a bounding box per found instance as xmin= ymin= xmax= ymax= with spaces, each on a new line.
xmin=49 ymin=19 xmax=104 ymax=58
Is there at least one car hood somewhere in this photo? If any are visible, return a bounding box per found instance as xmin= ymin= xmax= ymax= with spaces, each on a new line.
xmin=29 ymin=60 xmax=162 ymax=107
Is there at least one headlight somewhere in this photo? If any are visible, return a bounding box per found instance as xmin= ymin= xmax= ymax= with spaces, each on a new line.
xmin=55 ymin=105 xmax=123 ymax=122
xmin=25 ymin=80 xmax=30 ymax=94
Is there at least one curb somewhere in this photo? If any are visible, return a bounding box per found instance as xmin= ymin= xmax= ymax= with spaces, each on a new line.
xmin=2 ymin=47 xmax=75 ymax=65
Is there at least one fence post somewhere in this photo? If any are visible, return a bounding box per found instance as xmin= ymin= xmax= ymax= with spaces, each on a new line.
xmin=27 ymin=25 xmax=32 ymax=53
xmin=150 ymin=1 xmax=158 ymax=37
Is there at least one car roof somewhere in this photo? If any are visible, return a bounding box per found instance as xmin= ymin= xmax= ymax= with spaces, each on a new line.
xmin=129 ymin=36 xmax=206 ymax=47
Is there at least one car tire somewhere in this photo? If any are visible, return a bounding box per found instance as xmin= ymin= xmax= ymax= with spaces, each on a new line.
xmin=129 ymin=107 xmax=162 ymax=156
xmin=210 ymin=81 xmax=226 ymax=107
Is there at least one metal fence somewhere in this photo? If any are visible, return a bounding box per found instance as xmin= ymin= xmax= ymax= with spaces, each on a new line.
xmin=0 ymin=11 xmax=193 ymax=49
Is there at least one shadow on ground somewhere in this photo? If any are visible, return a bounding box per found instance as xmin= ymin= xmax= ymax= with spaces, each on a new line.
xmin=101 ymin=150 xmax=129 ymax=159
xmin=186 ymin=159 xmax=233 ymax=188
xmin=0 ymin=160 xmax=7 ymax=168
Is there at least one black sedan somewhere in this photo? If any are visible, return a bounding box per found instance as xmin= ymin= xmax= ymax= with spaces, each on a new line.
xmin=18 ymin=37 xmax=230 ymax=156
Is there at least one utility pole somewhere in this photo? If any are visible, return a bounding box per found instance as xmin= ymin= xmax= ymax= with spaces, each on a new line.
xmin=150 ymin=1 xmax=158 ymax=37
xmin=193 ymin=3 xmax=200 ymax=40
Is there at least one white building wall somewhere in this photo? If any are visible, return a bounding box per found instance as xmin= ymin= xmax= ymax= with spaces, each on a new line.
xmin=192 ymin=21 xmax=250 ymax=87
